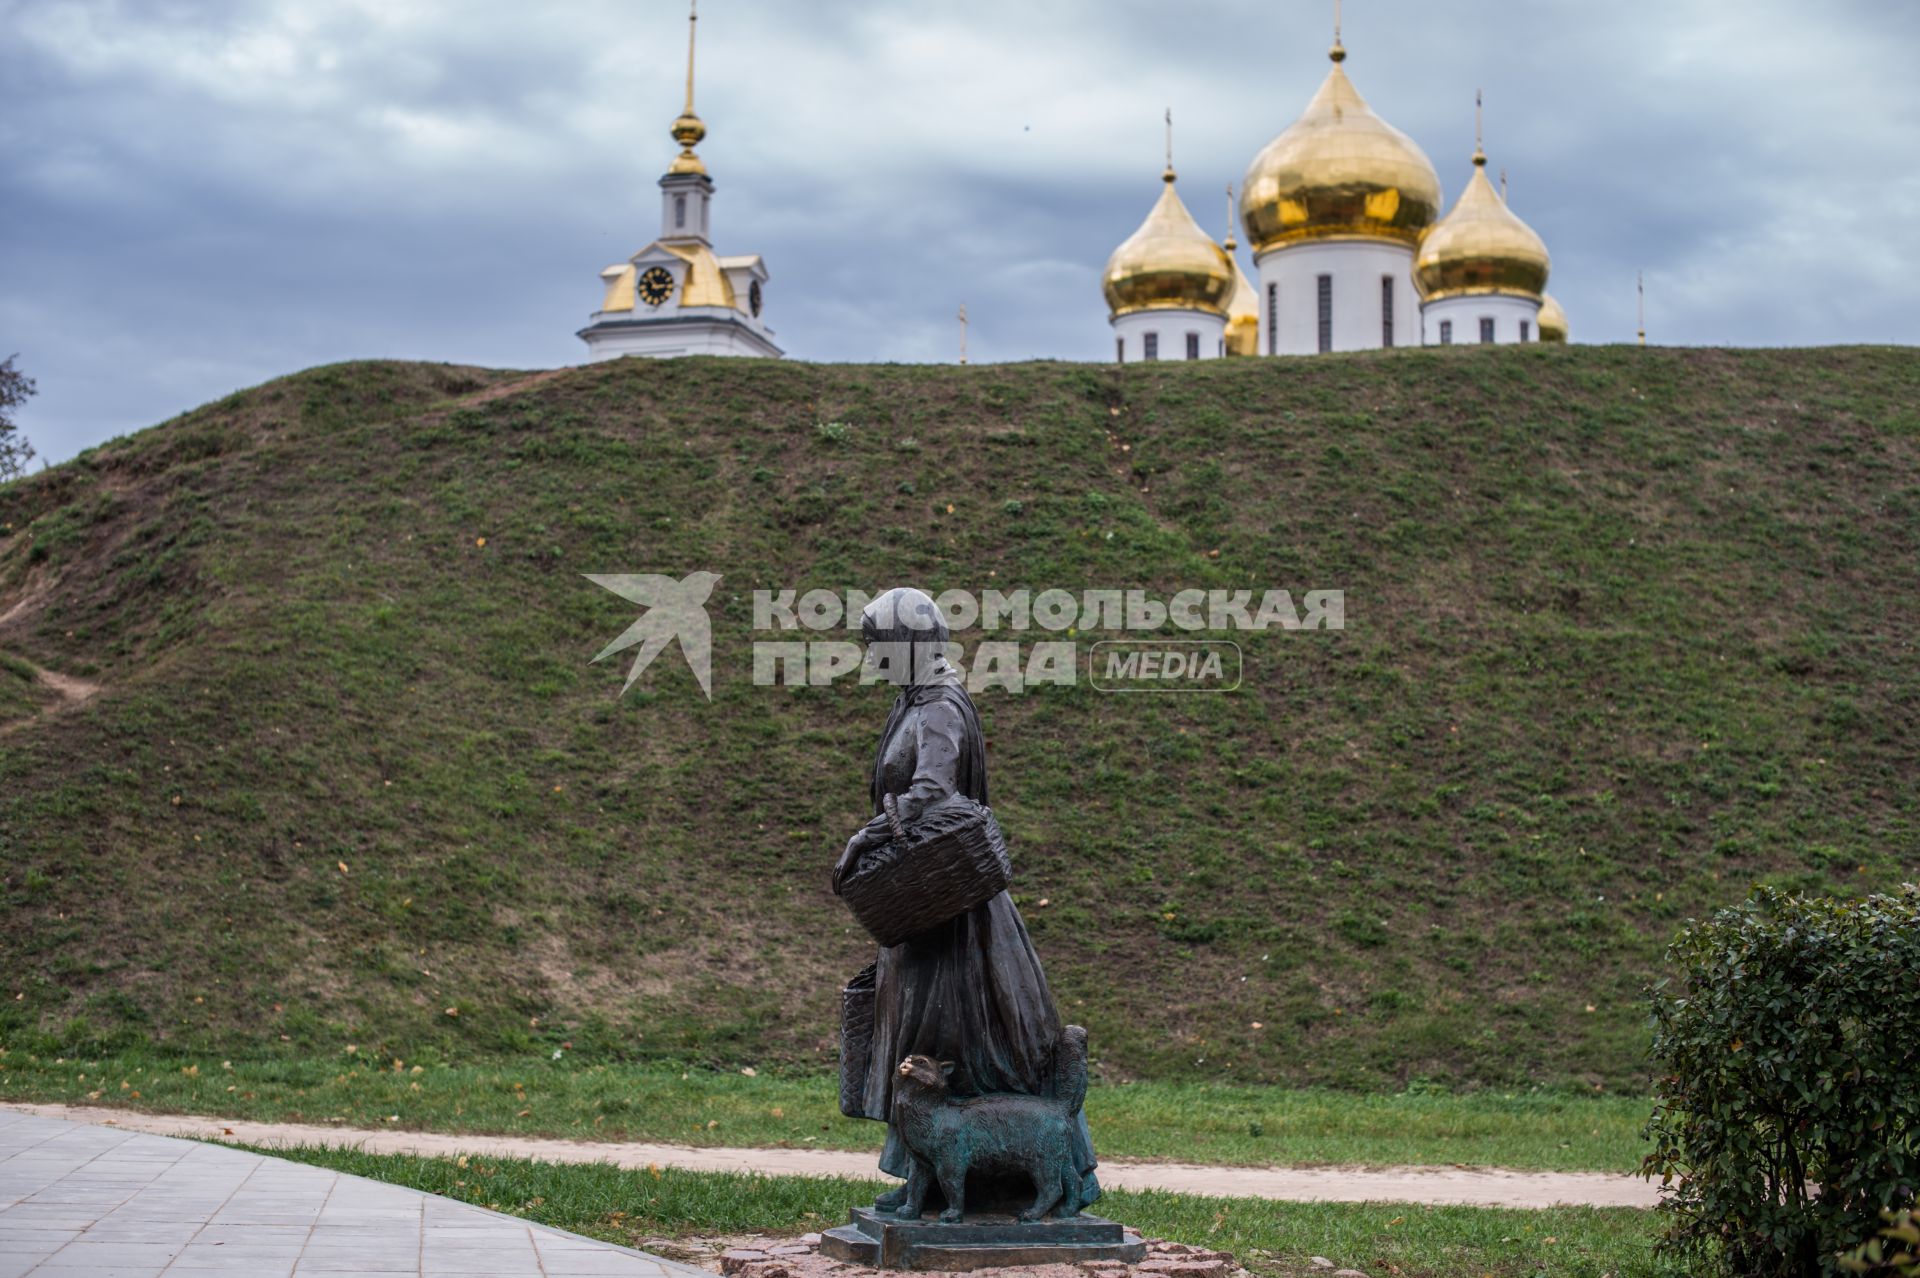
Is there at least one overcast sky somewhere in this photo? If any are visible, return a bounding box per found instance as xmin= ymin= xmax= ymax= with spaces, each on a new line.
xmin=5 ymin=0 xmax=1917 ymax=464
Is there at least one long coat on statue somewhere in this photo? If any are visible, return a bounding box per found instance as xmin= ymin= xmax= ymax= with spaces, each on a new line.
xmin=846 ymin=672 xmax=1101 ymax=1204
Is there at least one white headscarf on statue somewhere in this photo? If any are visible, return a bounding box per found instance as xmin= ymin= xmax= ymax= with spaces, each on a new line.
xmin=859 ymin=587 xmax=957 ymax=691
xmin=859 ymin=587 xmax=984 ymax=811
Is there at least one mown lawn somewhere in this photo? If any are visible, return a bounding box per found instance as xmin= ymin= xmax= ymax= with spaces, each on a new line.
xmin=259 ymin=1144 xmax=1675 ymax=1278
xmin=1 ymin=1051 xmax=1653 ymax=1171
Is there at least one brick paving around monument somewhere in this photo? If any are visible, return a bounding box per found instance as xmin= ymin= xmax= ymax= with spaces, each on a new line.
xmin=701 ymin=1230 xmax=1375 ymax=1278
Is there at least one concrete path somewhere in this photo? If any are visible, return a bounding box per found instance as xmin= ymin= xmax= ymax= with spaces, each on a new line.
xmin=0 ymin=1108 xmax=710 ymax=1277
xmin=2 ymin=1103 xmax=1658 ymax=1211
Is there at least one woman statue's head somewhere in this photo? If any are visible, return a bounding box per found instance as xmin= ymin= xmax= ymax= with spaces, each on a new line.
xmin=860 ymin=587 xmax=951 ymax=686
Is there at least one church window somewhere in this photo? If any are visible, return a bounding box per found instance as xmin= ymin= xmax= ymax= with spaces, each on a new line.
xmin=675 ymin=194 xmax=687 ymax=229
xmin=1480 ymin=316 xmax=1495 ymax=343
xmin=1186 ymin=332 xmax=1200 ymax=360
xmin=1381 ymin=276 xmax=1394 ymax=348
xmin=1116 ymin=336 xmax=1125 ymax=364
xmin=1317 ymin=275 xmax=1332 ymax=353
xmin=1440 ymin=320 xmax=1453 ymax=345
xmin=1144 ymin=332 xmax=1159 ymax=361
xmin=1267 ymin=283 xmax=1277 ymax=355
xmin=1520 ymin=319 xmax=1531 ymax=342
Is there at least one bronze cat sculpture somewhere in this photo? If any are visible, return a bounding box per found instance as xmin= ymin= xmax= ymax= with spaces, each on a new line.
xmin=888 ymin=1025 xmax=1089 ymax=1223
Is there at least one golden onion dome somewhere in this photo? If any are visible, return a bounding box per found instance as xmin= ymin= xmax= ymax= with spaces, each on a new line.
xmin=1103 ymin=168 xmax=1235 ymax=318
xmin=1537 ymin=292 xmax=1569 ymax=342
xmin=1240 ymin=43 xmax=1442 ymax=252
xmin=1413 ymin=149 xmax=1550 ymax=302
xmin=1221 ymin=202 xmax=1260 ymax=356
xmin=668 ymin=110 xmax=708 ymax=176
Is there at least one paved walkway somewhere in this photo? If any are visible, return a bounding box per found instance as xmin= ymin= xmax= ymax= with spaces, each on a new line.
xmin=2 ymin=1103 xmax=1657 ymax=1211
xmin=0 ymin=1109 xmax=708 ymax=1277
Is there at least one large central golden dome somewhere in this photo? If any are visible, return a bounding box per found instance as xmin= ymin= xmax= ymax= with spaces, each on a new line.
xmin=1103 ymin=169 xmax=1235 ymax=317
xmin=1240 ymin=44 xmax=1442 ymax=252
xmin=1413 ymin=150 xmax=1550 ymax=302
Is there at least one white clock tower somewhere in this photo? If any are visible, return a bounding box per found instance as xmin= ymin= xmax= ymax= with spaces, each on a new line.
xmin=578 ymin=3 xmax=782 ymax=361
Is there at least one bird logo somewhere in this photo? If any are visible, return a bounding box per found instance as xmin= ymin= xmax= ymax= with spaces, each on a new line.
xmin=585 ymin=571 xmax=721 ymax=699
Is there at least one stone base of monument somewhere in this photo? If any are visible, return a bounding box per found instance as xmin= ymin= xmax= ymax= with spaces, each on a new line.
xmin=820 ymin=1205 xmax=1148 ymax=1271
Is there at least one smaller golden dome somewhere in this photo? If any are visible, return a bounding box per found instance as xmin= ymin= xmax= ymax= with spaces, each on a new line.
xmin=1537 ymin=292 xmax=1568 ymax=342
xmin=1414 ymin=151 xmax=1550 ymax=302
xmin=1221 ymin=196 xmax=1260 ymax=356
xmin=1104 ymin=169 xmax=1234 ymax=318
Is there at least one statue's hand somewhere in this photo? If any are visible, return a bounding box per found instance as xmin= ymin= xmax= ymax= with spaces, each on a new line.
xmin=831 ymin=829 xmax=872 ymax=895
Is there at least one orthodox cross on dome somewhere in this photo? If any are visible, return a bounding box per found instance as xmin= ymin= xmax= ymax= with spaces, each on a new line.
xmin=1163 ymin=107 xmax=1174 ymax=181
xmin=1638 ymin=271 xmax=1647 ymax=346
xmin=957 ymin=304 xmax=969 ymax=365
xmin=1474 ymin=88 xmax=1486 ymax=166
xmin=1223 ymin=183 xmax=1237 ymax=250
xmin=1331 ymin=0 xmax=1345 ymax=62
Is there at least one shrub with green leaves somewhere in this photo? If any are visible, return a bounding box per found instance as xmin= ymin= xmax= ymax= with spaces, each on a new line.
xmin=1645 ymin=885 xmax=1920 ymax=1277
xmin=1843 ymin=1208 xmax=1920 ymax=1276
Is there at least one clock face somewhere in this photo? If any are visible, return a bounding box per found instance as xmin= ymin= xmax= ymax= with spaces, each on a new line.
xmin=637 ymin=266 xmax=675 ymax=308
xmin=749 ymin=279 xmax=764 ymax=318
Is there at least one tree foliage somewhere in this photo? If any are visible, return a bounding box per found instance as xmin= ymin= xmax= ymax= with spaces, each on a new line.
xmin=1844 ymin=1208 xmax=1920 ymax=1276
xmin=1645 ymin=885 xmax=1920 ymax=1277
xmin=0 ymin=353 xmax=37 ymax=481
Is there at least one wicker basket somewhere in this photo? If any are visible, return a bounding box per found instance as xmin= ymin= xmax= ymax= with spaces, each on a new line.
xmin=838 ymin=961 xmax=877 ymax=1119
xmin=840 ymin=793 xmax=1013 ymax=947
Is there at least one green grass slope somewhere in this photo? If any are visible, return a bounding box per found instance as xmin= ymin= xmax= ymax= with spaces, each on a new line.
xmin=1 ymin=347 xmax=1915 ymax=1091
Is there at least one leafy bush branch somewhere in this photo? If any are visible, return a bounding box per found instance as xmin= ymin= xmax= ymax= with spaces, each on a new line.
xmin=1645 ymin=884 xmax=1920 ymax=1278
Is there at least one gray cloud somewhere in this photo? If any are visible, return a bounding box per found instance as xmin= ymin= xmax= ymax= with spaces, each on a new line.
xmin=4 ymin=0 xmax=1916 ymax=464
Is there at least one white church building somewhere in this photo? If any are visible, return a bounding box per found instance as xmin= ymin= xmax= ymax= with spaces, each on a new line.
xmin=578 ymin=5 xmax=781 ymax=361
xmin=1104 ymin=29 xmax=1567 ymax=358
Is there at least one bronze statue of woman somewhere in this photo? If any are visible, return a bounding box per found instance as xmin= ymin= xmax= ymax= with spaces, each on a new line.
xmin=833 ymin=587 xmax=1100 ymax=1212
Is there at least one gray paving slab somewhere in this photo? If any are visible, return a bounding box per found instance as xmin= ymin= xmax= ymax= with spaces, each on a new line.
xmin=0 ymin=1110 xmax=706 ymax=1277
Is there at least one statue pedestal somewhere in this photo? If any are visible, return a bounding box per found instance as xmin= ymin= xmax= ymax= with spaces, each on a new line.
xmin=820 ymin=1206 xmax=1147 ymax=1272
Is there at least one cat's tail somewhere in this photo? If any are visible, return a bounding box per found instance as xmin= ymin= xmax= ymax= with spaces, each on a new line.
xmin=1053 ymin=1025 xmax=1089 ymax=1116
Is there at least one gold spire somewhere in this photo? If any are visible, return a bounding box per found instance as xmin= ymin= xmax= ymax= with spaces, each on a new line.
xmin=668 ymin=0 xmax=708 ymax=176
xmin=683 ymin=0 xmax=697 ymax=115
xmin=1413 ymin=94 xmax=1550 ymax=302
